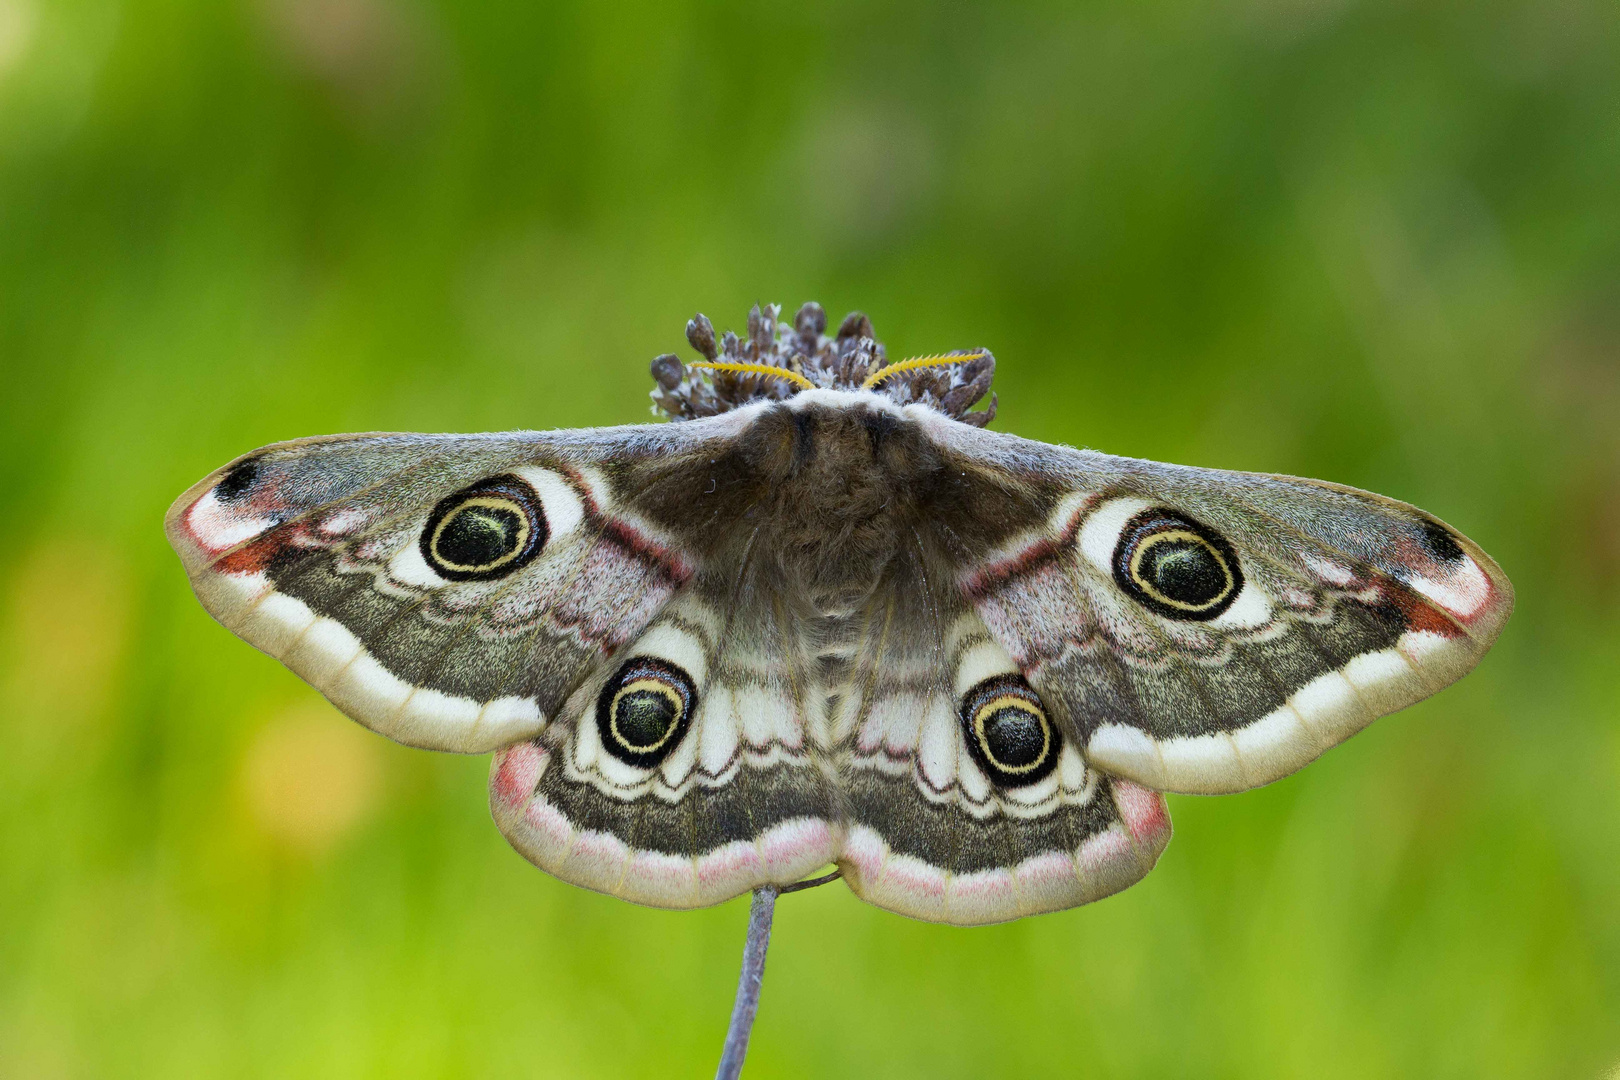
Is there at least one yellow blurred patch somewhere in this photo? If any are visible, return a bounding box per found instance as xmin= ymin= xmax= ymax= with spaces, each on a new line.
xmin=0 ymin=0 xmax=35 ymax=76
xmin=254 ymin=0 xmax=429 ymax=120
xmin=0 ymin=537 xmax=129 ymax=748
xmin=240 ymin=703 xmax=386 ymax=855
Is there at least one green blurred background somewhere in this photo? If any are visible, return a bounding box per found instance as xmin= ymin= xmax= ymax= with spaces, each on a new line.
xmin=3 ymin=0 xmax=1618 ymax=1076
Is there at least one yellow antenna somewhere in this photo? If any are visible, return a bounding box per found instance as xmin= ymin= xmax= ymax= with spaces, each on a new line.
xmin=861 ymin=351 xmax=987 ymax=391
xmin=689 ymin=360 xmax=816 ymax=392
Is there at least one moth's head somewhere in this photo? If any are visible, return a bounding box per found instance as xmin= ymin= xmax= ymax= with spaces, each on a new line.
xmin=648 ymin=301 xmax=998 ymax=429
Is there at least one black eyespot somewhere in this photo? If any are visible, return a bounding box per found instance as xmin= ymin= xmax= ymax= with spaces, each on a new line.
xmin=216 ymin=457 xmax=260 ymax=501
xmin=420 ymin=475 xmax=547 ymax=581
xmin=1113 ymin=508 xmax=1242 ymax=621
xmin=959 ymin=674 xmax=1059 ymax=787
xmin=596 ymin=657 xmax=697 ymax=767
xmin=1420 ymin=519 xmax=1465 ymax=564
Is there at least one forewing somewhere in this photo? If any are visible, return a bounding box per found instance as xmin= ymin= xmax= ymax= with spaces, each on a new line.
xmin=919 ymin=415 xmax=1514 ymax=795
xmin=165 ymin=423 xmax=742 ymax=753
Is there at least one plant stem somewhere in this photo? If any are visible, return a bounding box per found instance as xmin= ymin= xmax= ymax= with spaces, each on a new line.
xmin=714 ymin=886 xmax=777 ymax=1080
xmin=714 ymin=872 xmax=841 ymax=1080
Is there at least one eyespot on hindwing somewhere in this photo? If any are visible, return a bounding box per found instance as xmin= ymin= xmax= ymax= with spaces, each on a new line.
xmin=959 ymin=674 xmax=1059 ymax=787
xmin=596 ymin=657 xmax=698 ymax=767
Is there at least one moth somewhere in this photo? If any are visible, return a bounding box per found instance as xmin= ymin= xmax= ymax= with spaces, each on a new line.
xmin=166 ymin=302 xmax=1512 ymax=926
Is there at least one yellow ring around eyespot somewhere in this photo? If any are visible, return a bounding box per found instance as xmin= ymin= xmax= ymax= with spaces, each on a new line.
xmin=609 ymin=678 xmax=685 ymax=752
xmin=1128 ymin=528 xmax=1233 ymax=612
xmin=972 ymin=694 xmax=1051 ymax=773
xmin=430 ymin=496 xmax=531 ymax=573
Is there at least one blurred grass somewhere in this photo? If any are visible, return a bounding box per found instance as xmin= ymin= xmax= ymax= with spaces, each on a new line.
xmin=2 ymin=0 xmax=1619 ymax=1076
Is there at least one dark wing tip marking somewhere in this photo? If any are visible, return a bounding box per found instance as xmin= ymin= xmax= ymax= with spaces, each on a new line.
xmin=215 ymin=456 xmax=261 ymax=501
xmin=1419 ymin=518 xmax=1467 ymax=564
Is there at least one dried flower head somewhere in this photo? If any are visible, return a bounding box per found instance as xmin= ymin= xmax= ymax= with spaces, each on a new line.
xmin=649 ymin=302 xmax=997 ymax=427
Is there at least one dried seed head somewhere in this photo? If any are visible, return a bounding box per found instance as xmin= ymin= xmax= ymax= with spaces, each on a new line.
xmin=650 ymin=353 xmax=684 ymax=390
xmin=653 ymin=302 xmax=996 ymax=426
xmin=836 ymin=311 xmax=874 ymax=341
xmin=794 ymin=302 xmax=826 ymax=337
xmin=685 ymin=314 xmax=719 ymax=360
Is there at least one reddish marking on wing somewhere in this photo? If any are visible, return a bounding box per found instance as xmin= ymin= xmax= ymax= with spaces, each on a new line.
xmin=600 ymin=519 xmax=695 ymax=585
xmin=552 ymin=462 xmax=602 ymax=519
xmin=1383 ymin=532 xmax=1504 ymax=624
xmin=214 ymin=539 xmax=280 ymax=575
xmin=1112 ymin=780 xmax=1170 ymax=844
xmin=961 ymin=504 xmax=1086 ymax=601
xmin=213 ymin=528 xmax=297 ymax=573
xmin=1376 ymin=579 xmax=1466 ymax=637
xmin=839 ymin=829 xmax=886 ymax=884
xmin=492 ymin=742 xmax=545 ymax=808
xmin=207 ymin=515 xmax=323 ymax=575
xmin=181 ymin=469 xmax=301 ymax=567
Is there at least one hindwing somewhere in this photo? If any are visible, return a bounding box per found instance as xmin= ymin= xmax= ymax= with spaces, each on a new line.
xmin=490 ymin=538 xmax=1168 ymax=924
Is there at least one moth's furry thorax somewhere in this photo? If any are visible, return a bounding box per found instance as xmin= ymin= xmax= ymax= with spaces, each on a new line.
xmin=743 ymin=400 xmax=936 ymax=604
xmin=700 ymin=396 xmax=1030 ymax=617
xmin=649 ymin=301 xmax=998 ymax=427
